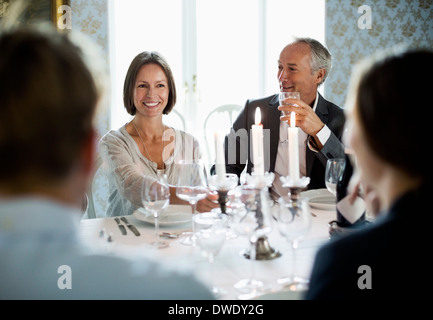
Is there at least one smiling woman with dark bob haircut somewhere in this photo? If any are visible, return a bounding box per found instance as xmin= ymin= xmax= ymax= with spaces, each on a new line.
xmin=123 ymin=51 xmax=176 ymax=116
xmin=99 ymin=51 xmax=218 ymax=217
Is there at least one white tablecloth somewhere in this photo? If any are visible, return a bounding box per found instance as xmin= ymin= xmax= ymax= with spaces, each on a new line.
xmin=79 ymin=198 xmax=336 ymax=300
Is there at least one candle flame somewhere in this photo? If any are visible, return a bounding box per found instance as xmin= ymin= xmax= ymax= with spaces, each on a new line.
xmin=290 ymin=112 xmax=296 ymax=128
xmin=255 ymin=108 xmax=261 ymax=125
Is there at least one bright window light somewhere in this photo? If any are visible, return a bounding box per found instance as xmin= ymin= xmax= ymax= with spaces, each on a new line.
xmin=109 ymin=0 xmax=325 ymax=167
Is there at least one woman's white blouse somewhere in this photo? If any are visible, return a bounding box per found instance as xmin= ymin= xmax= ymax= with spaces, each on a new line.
xmin=99 ymin=125 xmax=202 ymax=217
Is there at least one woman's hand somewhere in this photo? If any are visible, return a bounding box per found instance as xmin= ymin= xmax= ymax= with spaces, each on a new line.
xmin=170 ymin=187 xmax=220 ymax=212
xmin=196 ymin=191 xmax=219 ymax=213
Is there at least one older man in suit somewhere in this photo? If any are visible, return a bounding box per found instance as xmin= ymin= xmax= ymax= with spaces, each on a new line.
xmin=217 ymin=38 xmax=345 ymax=195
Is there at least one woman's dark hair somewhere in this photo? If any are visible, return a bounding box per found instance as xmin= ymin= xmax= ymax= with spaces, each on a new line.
xmin=355 ymin=48 xmax=433 ymax=179
xmin=123 ymin=51 xmax=176 ymax=115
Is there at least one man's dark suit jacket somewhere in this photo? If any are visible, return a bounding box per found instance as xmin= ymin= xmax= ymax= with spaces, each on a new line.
xmin=305 ymin=183 xmax=432 ymax=299
xmin=213 ymin=93 xmax=345 ymax=189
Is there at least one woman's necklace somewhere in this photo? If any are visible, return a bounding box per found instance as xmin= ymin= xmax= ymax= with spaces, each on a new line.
xmin=132 ymin=119 xmax=165 ymax=166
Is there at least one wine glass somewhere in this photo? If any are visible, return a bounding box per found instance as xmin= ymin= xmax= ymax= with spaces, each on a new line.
xmin=193 ymin=212 xmax=227 ymax=297
xmin=141 ymin=174 xmax=170 ymax=249
xmin=219 ymin=185 xmax=245 ymax=240
xmin=277 ymin=197 xmax=312 ymax=291
xmin=175 ymin=159 xmax=209 ymax=246
xmin=231 ymin=186 xmax=273 ymax=299
xmin=325 ymin=158 xmax=346 ymax=196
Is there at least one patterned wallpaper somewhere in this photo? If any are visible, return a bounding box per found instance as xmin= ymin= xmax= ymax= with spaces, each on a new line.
xmin=324 ymin=0 xmax=433 ymax=108
xmin=0 ymin=0 xmax=110 ymax=218
xmin=71 ymin=0 xmax=110 ymax=139
xmin=71 ymin=0 xmax=110 ymax=218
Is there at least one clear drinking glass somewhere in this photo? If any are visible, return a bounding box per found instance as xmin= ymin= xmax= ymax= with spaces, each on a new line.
xmin=231 ymin=186 xmax=273 ymax=299
xmin=325 ymin=158 xmax=346 ymax=196
xmin=141 ymin=174 xmax=170 ymax=249
xmin=279 ymin=91 xmax=300 ymax=144
xmin=279 ymin=91 xmax=300 ymax=118
xmin=175 ymin=159 xmax=209 ymax=246
xmin=193 ymin=212 xmax=227 ymax=298
xmin=277 ymin=197 xmax=312 ymax=291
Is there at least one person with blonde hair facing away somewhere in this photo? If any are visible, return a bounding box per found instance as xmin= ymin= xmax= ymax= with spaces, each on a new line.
xmin=0 ymin=26 xmax=213 ymax=300
xmin=306 ymin=47 xmax=433 ymax=299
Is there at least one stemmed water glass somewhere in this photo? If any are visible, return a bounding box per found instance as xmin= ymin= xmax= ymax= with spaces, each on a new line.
xmin=277 ymin=197 xmax=312 ymax=291
xmin=141 ymin=174 xmax=170 ymax=249
xmin=231 ymin=186 xmax=273 ymax=299
xmin=193 ymin=212 xmax=227 ymax=298
xmin=175 ymin=159 xmax=209 ymax=246
xmin=325 ymin=158 xmax=346 ymax=196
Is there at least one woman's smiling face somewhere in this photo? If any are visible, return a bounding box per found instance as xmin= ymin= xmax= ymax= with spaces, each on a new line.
xmin=133 ymin=63 xmax=169 ymax=118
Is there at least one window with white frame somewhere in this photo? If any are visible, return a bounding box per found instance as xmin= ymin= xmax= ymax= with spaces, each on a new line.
xmin=109 ymin=0 xmax=325 ymax=168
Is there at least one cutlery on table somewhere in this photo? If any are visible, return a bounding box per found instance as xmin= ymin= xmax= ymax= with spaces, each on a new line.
xmin=120 ymin=217 xmax=141 ymax=236
xmin=114 ymin=217 xmax=127 ymax=235
xmin=99 ymin=228 xmax=113 ymax=242
xmin=160 ymin=232 xmax=181 ymax=239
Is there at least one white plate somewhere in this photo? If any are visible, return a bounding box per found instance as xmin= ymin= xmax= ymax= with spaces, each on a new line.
xmin=133 ymin=205 xmax=192 ymax=226
xmin=302 ymin=188 xmax=336 ymax=211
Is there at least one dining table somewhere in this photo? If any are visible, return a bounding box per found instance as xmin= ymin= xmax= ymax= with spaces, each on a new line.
xmin=79 ymin=189 xmax=340 ymax=300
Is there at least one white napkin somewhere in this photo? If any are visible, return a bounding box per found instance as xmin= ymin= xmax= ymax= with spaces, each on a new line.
xmin=336 ymin=195 xmax=366 ymax=224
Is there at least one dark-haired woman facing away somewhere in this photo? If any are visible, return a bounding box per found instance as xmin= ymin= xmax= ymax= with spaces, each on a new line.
xmin=306 ymin=47 xmax=433 ymax=300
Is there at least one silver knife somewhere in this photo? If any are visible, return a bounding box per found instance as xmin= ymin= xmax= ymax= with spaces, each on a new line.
xmin=114 ymin=217 xmax=127 ymax=235
xmin=120 ymin=217 xmax=141 ymax=236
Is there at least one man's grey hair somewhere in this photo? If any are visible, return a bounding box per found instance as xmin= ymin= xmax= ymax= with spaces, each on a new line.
xmin=292 ymin=37 xmax=332 ymax=86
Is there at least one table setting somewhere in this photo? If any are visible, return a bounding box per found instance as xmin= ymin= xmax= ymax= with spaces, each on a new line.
xmin=80 ymin=104 xmax=358 ymax=300
xmin=80 ymin=192 xmax=336 ymax=300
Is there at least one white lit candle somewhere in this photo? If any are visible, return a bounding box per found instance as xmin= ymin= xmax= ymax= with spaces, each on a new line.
xmin=288 ymin=112 xmax=300 ymax=182
xmin=214 ymin=131 xmax=226 ymax=181
xmin=251 ymin=107 xmax=264 ymax=176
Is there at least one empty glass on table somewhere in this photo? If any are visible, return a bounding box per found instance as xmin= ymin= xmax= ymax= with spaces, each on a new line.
xmin=325 ymin=158 xmax=346 ymax=196
xmin=231 ymin=186 xmax=273 ymax=299
xmin=175 ymin=159 xmax=209 ymax=246
xmin=193 ymin=212 xmax=227 ymax=298
xmin=276 ymin=197 xmax=312 ymax=291
xmin=141 ymin=174 xmax=170 ymax=249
